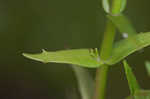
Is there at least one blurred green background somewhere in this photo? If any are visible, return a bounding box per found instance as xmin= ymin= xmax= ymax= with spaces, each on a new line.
xmin=0 ymin=0 xmax=150 ymax=99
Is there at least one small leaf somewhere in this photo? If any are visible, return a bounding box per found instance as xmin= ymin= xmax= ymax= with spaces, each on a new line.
xmin=107 ymin=14 xmax=137 ymax=37
xmin=145 ymin=61 xmax=150 ymax=76
xmin=126 ymin=90 xmax=150 ymax=99
xmin=106 ymin=32 xmax=150 ymax=65
xmin=123 ymin=60 xmax=140 ymax=95
xmin=102 ymin=0 xmax=110 ymax=13
xmin=120 ymin=0 xmax=127 ymax=13
xmin=23 ymin=49 xmax=102 ymax=68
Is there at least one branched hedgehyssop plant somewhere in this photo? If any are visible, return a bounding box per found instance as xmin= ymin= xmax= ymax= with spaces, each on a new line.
xmin=23 ymin=0 xmax=150 ymax=99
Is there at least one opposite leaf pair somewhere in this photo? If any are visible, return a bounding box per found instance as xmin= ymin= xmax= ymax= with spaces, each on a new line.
xmin=23 ymin=32 xmax=150 ymax=68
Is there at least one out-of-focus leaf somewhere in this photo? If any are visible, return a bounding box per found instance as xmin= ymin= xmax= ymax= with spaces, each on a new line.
xmin=107 ymin=14 xmax=136 ymax=37
xmin=23 ymin=49 xmax=102 ymax=68
xmin=126 ymin=90 xmax=150 ymax=99
xmin=72 ymin=66 xmax=94 ymax=99
xmin=123 ymin=60 xmax=140 ymax=95
xmin=120 ymin=0 xmax=127 ymax=13
xmin=145 ymin=61 xmax=150 ymax=76
xmin=102 ymin=0 xmax=110 ymax=13
xmin=106 ymin=32 xmax=150 ymax=65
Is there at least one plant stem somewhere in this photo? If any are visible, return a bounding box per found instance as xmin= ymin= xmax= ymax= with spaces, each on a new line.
xmin=111 ymin=0 xmax=123 ymax=15
xmin=94 ymin=0 xmax=123 ymax=99
xmin=94 ymin=20 xmax=116 ymax=99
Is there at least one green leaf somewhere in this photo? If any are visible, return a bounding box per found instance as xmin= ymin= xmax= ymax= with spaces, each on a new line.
xmin=23 ymin=49 xmax=102 ymax=68
xmin=119 ymin=0 xmax=127 ymax=13
xmin=126 ymin=90 xmax=150 ymax=99
xmin=123 ymin=60 xmax=140 ymax=95
xmin=102 ymin=0 xmax=110 ymax=13
xmin=145 ymin=61 xmax=150 ymax=76
xmin=106 ymin=32 xmax=150 ymax=65
xmin=125 ymin=61 xmax=150 ymax=99
xmin=124 ymin=61 xmax=150 ymax=99
xmin=23 ymin=32 xmax=150 ymax=68
xmin=107 ymin=14 xmax=137 ymax=37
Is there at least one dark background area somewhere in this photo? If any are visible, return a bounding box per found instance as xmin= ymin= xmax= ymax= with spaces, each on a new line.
xmin=0 ymin=0 xmax=150 ymax=99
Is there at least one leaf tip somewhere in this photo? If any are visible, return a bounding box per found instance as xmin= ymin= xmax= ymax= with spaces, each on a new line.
xmin=42 ymin=49 xmax=47 ymax=53
xmin=22 ymin=53 xmax=30 ymax=58
xmin=22 ymin=53 xmax=35 ymax=60
xmin=22 ymin=52 xmax=45 ymax=63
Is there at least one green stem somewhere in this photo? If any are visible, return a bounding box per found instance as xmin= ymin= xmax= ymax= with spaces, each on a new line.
xmin=111 ymin=0 xmax=123 ymax=15
xmin=94 ymin=0 xmax=124 ymax=98
xmin=99 ymin=20 xmax=116 ymax=60
xmin=94 ymin=20 xmax=116 ymax=99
